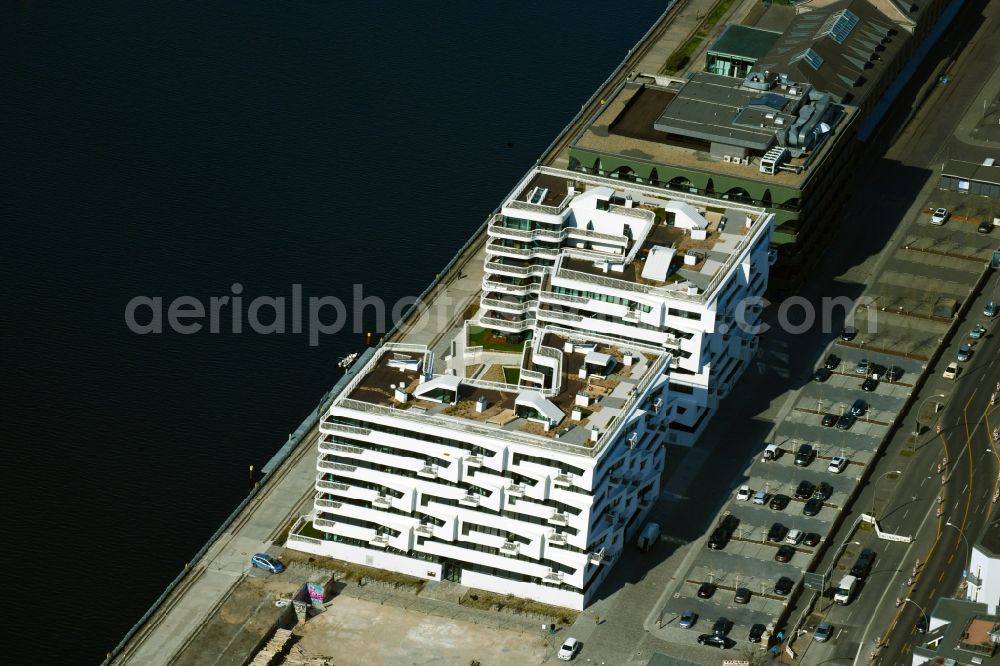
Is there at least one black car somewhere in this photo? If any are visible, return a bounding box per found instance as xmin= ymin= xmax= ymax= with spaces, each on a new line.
xmin=884 ymin=365 xmax=903 ymax=382
xmin=734 ymin=587 xmax=751 ymax=604
xmin=707 ymin=527 xmax=728 ymax=550
xmin=821 ymin=412 xmax=837 ymax=427
xmin=712 ymin=617 xmax=731 ymax=636
xmin=824 ymin=354 xmax=840 ymax=370
xmin=813 ymin=367 xmax=831 ymax=382
xmin=803 ymin=497 xmax=823 ymax=516
xmin=979 ymin=219 xmax=994 ymax=234
xmin=775 ymin=545 xmax=795 ymax=562
xmin=697 ymin=582 xmax=716 ymax=598
xmin=795 ymin=480 xmax=815 ymax=499
xmin=916 ymin=614 xmax=929 ymax=634
xmin=803 ymin=532 xmax=821 ymax=547
xmin=767 ymin=522 xmax=788 ymax=543
xmin=862 ymin=376 xmax=879 ymax=392
xmin=769 ymin=494 xmax=790 ymax=511
xmin=851 ymin=548 xmax=876 ymax=579
xmin=748 ymin=623 xmax=767 ymax=643
xmin=697 ymin=634 xmax=733 ymax=649
xmin=795 ymin=444 xmax=814 ymax=466
xmin=836 ymin=414 xmax=856 ymax=430
xmin=774 ymin=576 xmax=794 ymax=595
xmin=840 ymin=326 xmax=857 ymax=341
xmin=814 ymin=482 xmax=833 ymax=500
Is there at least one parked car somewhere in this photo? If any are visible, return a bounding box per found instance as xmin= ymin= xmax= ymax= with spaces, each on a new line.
xmin=822 ymin=412 xmax=838 ymax=427
xmin=813 ymin=367 xmax=831 ymax=382
xmin=557 ymin=637 xmax=581 ymax=661
xmin=828 ymin=456 xmax=849 ymax=473
xmin=697 ymin=634 xmax=732 ymax=649
xmin=775 ymin=545 xmax=795 ymax=562
xmin=767 ymin=523 xmax=788 ymax=542
xmin=250 ymin=553 xmax=285 ymax=574
xmin=707 ymin=527 xmax=728 ymax=550
xmin=840 ymin=326 xmax=857 ymax=341
xmin=850 ymin=399 xmax=867 ymax=417
xmin=795 ymin=444 xmax=814 ymax=466
xmin=851 ymin=548 xmax=876 ymax=579
xmin=985 ymin=300 xmax=998 ymax=318
xmin=957 ymin=344 xmax=972 ymax=362
xmin=784 ymin=529 xmax=804 ymax=545
xmin=749 ymin=623 xmax=767 ymax=643
xmin=752 ymin=490 xmax=769 ymax=505
xmin=978 ymin=219 xmax=994 ymax=233
xmin=774 ymin=576 xmax=794 ymax=595
xmin=712 ymin=617 xmax=731 ymax=636
xmin=803 ymin=497 xmax=824 ymax=516
xmin=734 ymin=587 xmax=752 ymax=604
xmin=803 ymin=532 xmax=821 ymax=547
xmin=825 ymin=354 xmax=841 ymax=370
xmin=943 ymin=362 xmax=959 ymax=380
xmin=736 ymin=485 xmax=752 ymax=501
xmin=769 ymin=494 xmax=791 ymax=511
xmin=854 ymin=358 xmax=870 ymax=374
xmin=930 ymin=207 xmax=948 ymax=225
xmin=968 ymin=324 xmax=987 ymax=339
xmin=720 ymin=515 xmax=740 ymax=536
xmin=814 ymin=622 xmax=834 ymax=642
xmin=862 ymin=376 xmax=879 ymax=392
xmin=884 ymin=365 xmax=903 ymax=381
xmin=814 ymin=482 xmax=833 ymax=500
xmin=795 ymin=480 xmax=815 ymax=499
xmin=697 ymin=582 xmax=716 ymax=598
xmin=679 ymin=610 xmax=697 ymax=629
xmin=837 ymin=414 xmax=856 ymax=430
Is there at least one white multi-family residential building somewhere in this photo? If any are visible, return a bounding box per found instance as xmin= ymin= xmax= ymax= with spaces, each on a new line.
xmin=290 ymin=334 xmax=673 ymax=609
xmin=966 ymin=519 xmax=1000 ymax=614
xmin=288 ymin=167 xmax=772 ymax=609
xmin=477 ymin=167 xmax=774 ymax=445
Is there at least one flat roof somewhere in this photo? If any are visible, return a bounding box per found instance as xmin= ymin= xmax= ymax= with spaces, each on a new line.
xmin=572 ymin=80 xmax=857 ymax=190
xmin=708 ymin=25 xmax=781 ymax=61
xmin=977 ymin=517 xmax=1000 ymax=558
xmin=943 ymin=158 xmax=1000 ymax=187
xmin=913 ymin=597 xmax=1000 ymax=666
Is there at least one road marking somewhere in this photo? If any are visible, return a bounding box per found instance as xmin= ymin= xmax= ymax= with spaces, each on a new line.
xmin=921 ymin=476 xmax=928 ymax=487
xmin=962 ymin=483 xmax=969 ymax=494
xmin=939 ymin=569 xmax=946 ymax=581
xmin=948 ymin=553 xmax=954 ymax=563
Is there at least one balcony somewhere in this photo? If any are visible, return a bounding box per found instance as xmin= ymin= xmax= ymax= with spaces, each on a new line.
xmin=316 ymin=478 xmax=351 ymax=493
xmin=459 ymin=493 xmax=481 ymax=507
xmin=553 ymin=473 xmax=573 ymax=488
xmin=506 ymin=484 xmax=526 ymax=498
xmin=417 ymin=465 xmax=439 ymax=479
xmin=544 ymin=570 xmax=564 ymax=583
xmin=465 ymin=455 xmax=483 ymax=468
xmin=501 ymin=541 xmax=520 ymax=556
xmin=319 ymin=460 xmax=357 ymax=474
xmin=415 ymin=523 xmax=435 ymax=537
xmin=537 ymin=308 xmax=583 ymax=323
xmin=588 ymin=548 xmax=606 ymax=566
xmin=314 ymin=516 xmax=338 ymax=530
xmin=548 ymin=531 xmax=567 ymax=545
xmin=316 ymin=497 xmax=343 ymax=510
xmin=623 ymin=310 xmax=641 ymax=323
xmin=550 ymin=512 xmax=569 ymax=525
xmin=372 ymin=496 xmax=392 ymax=509
xmin=370 ymin=535 xmax=390 ymax=549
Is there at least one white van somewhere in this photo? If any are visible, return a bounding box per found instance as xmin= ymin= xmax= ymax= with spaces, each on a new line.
xmin=834 ymin=574 xmax=857 ymax=604
xmin=762 ymin=444 xmax=781 ymax=462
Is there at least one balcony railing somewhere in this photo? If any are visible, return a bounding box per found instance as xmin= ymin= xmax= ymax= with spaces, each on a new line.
xmin=544 ymin=570 xmax=564 ymax=583
xmin=550 ymin=512 xmax=569 ymax=525
xmin=372 ymin=496 xmax=392 ymax=509
xmin=459 ymin=493 xmax=481 ymax=506
xmin=588 ymin=548 xmax=606 ymax=565
xmin=480 ymin=297 xmax=539 ymax=313
xmin=479 ymin=316 xmax=536 ymax=332
xmin=481 ymin=279 xmax=535 ymax=295
xmin=320 ymin=442 xmax=365 ymax=456
xmin=553 ymin=473 xmax=573 ymax=487
xmin=415 ymin=524 xmax=435 ymax=536
xmin=486 ymin=242 xmax=559 ymax=259
xmin=537 ymin=309 xmax=583 ymax=323
xmin=501 ymin=541 xmax=520 ymax=555
xmin=315 ymin=478 xmax=351 ymax=492
xmin=507 ymin=484 xmax=526 ymax=497
xmin=539 ymin=290 xmax=589 ymax=305
xmin=319 ymin=460 xmax=357 ymax=474
xmin=316 ymin=498 xmax=343 ymax=510
xmin=314 ymin=516 xmax=338 ymax=530
xmin=465 ymin=455 xmax=483 ymax=467
xmin=548 ymin=531 xmax=567 ymax=544
xmin=417 ymin=465 xmax=438 ymax=478
xmin=320 ymin=421 xmax=371 ymax=437
xmin=370 ymin=535 xmax=389 ymax=549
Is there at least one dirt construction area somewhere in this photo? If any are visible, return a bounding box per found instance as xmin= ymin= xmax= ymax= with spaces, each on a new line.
xmin=295 ymin=594 xmax=550 ymax=666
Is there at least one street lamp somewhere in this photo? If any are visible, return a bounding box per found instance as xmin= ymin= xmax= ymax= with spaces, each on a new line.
xmin=872 ymin=470 xmax=902 ymax=520
xmin=945 ymin=522 xmax=971 ymax=576
xmin=914 ymin=394 xmax=946 ymax=437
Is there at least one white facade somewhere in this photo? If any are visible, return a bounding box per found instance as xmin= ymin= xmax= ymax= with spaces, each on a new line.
xmin=966 ymin=532 xmax=1000 ymax=614
xmin=290 ymin=340 xmax=673 ymax=609
xmin=480 ymin=167 xmax=773 ymax=445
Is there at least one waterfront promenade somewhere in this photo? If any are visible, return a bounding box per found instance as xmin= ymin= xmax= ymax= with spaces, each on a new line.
xmin=108 ymin=0 xmax=737 ymax=662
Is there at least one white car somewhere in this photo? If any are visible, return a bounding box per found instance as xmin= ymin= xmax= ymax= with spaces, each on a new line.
xmin=736 ymin=485 xmax=752 ymax=501
xmin=930 ymin=208 xmax=948 ymax=225
xmin=942 ymin=362 xmax=959 ymax=380
xmin=557 ymin=637 xmax=580 ymax=661
xmin=828 ymin=456 xmax=848 ymax=473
